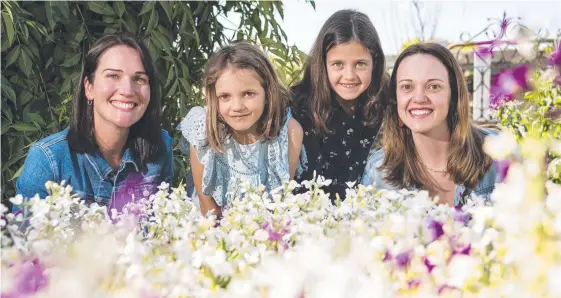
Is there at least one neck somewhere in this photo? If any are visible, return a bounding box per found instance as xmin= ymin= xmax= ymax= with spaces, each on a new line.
xmin=411 ymin=127 xmax=451 ymax=171
xmin=94 ymin=119 xmax=129 ymax=170
xmin=334 ymin=95 xmax=357 ymax=116
xmin=231 ymin=128 xmax=260 ymax=145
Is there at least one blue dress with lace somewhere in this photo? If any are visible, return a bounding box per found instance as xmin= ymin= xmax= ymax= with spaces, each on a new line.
xmin=178 ymin=106 xmax=306 ymax=207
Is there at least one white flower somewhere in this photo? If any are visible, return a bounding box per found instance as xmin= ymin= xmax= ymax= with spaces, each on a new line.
xmin=8 ymin=195 xmax=23 ymax=206
xmin=483 ymin=131 xmax=517 ymax=160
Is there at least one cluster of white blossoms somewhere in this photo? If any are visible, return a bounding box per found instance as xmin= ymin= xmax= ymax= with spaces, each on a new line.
xmin=2 ymin=132 xmax=561 ymax=298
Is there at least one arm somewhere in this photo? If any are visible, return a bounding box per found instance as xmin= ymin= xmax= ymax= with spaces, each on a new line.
xmin=189 ymin=144 xmax=221 ymax=218
xmin=162 ymin=130 xmax=174 ymax=184
xmin=287 ymin=118 xmax=304 ymax=179
xmin=15 ymin=145 xmax=56 ymax=202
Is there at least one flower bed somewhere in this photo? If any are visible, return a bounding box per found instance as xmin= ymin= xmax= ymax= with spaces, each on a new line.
xmin=2 ymin=132 xmax=561 ymax=297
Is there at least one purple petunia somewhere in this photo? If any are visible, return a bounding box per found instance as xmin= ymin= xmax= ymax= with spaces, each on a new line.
xmin=489 ymin=64 xmax=531 ymax=110
xmin=496 ymin=158 xmax=511 ymax=183
xmin=427 ymin=218 xmax=445 ymax=242
xmin=2 ymin=258 xmax=48 ymax=297
xmin=395 ymin=251 xmax=411 ymax=268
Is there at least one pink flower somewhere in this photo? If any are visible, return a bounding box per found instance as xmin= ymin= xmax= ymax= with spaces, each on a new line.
xmin=427 ymin=218 xmax=444 ymax=242
xmin=549 ymin=43 xmax=561 ymax=67
xmin=489 ymin=64 xmax=531 ymax=109
xmin=2 ymin=258 xmax=48 ymax=297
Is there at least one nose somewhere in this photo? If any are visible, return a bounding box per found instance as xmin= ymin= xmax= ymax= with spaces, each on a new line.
xmin=119 ymin=77 xmax=135 ymax=97
xmin=232 ymin=96 xmax=245 ymax=112
xmin=412 ymin=87 xmax=428 ymax=103
xmin=343 ymin=65 xmax=357 ymax=80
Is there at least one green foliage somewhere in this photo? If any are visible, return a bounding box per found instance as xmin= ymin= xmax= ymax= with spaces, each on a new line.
xmin=0 ymin=1 xmax=312 ymax=205
xmin=495 ymin=68 xmax=561 ymax=183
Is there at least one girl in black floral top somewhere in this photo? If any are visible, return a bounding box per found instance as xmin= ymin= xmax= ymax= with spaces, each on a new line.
xmin=291 ymin=9 xmax=388 ymax=201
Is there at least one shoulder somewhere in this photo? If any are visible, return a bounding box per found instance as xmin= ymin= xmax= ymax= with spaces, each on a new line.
xmin=287 ymin=118 xmax=303 ymax=141
xmin=369 ymin=148 xmax=385 ymax=165
xmin=476 ymin=124 xmax=501 ymax=137
xmin=34 ymin=128 xmax=69 ymax=149
xmin=160 ymin=128 xmax=172 ymax=144
xmin=32 ymin=128 xmax=70 ymax=159
xmin=177 ymin=106 xmax=207 ymax=145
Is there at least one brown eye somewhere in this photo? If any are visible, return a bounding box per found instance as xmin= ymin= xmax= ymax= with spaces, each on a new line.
xmin=400 ymin=84 xmax=412 ymax=91
xmin=427 ymin=84 xmax=441 ymax=91
xmin=135 ymin=77 xmax=148 ymax=85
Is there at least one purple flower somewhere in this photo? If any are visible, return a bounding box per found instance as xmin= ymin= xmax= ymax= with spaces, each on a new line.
xmin=453 ymin=206 xmax=470 ymax=224
xmin=449 ymin=235 xmax=472 ymax=256
xmin=395 ymin=251 xmax=411 ymax=268
xmin=475 ymin=46 xmax=494 ymax=59
xmin=407 ymin=279 xmax=421 ymax=289
xmin=383 ymin=250 xmax=392 ymax=262
xmin=438 ymin=285 xmax=458 ymax=295
xmin=261 ymin=220 xmax=291 ymax=250
xmin=427 ymin=218 xmax=445 ymax=242
xmin=549 ymin=43 xmax=561 ymax=67
xmin=495 ymin=158 xmax=511 ymax=183
xmin=110 ymin=173 xmax=156 ymax=217
xmin=2 ymin=258 xmax=48 ymax=297
xmin=489 ymin=64 xmax=531 ymax=109
xmin=423 ymin=257 xmax=435 ymax=273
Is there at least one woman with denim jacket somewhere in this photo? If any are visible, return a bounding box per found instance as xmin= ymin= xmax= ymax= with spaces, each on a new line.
xmin=361 ymin=43 xmax=499 ymax=206
xmin=16 ymin=33 xmax=173 ymax=211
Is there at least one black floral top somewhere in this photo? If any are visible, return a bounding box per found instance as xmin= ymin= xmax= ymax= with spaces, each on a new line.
xmin=292 ymin=93 xmax=380 ymax=201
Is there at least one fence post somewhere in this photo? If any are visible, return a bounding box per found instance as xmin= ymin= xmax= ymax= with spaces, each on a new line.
xmin=472 ymin=52 xmax=492 ymax=120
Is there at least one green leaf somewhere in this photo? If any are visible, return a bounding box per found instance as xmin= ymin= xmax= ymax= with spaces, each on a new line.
xmin=139 ymin=1 xmax=156 ymax=16
xmin=113 ymin=1 xmax=126 ymax=17
xmin=5 ymin=45 xmax=20 ymax=66
xmin=45 ymin=1 xmax=56 ymax=30
xmin=20 ymin=90 xmax=33 ymax=106
xmin=10 ymin=165 xmax=24 ymax=181
xmin=166 ymin=64 xmax=176 ymax=87
xmin=2 ymin=83 xmax=16 ymax=104
xmin=87 ymin=2 xmax=115 ymax=16
xmin=146 ymin=8 xmax=159 ymax=33
xmin=61 ymin=76 xmax=76 ymax=94
xmin=13 ymin=122 xmax=39 ymax=132
xmin=28 ymin=112 xmax=46 ymax=126
xmin=151 ymin=30 xmax=170 ymax=53
xmin=165 ymin=80 xmax=179 ymax=98
xmin=18 ymin=50 xmax=32 ymax=77
xmin=2 ymin=12 xmax=15 ymax=46
xmin=56 ymin=1 xmax=70 ymax=19
xmin=160 ymin=2 xmax=173 ymax=21
xmin=75 ymin=25 xmax=86 ymax=42
xmin=1 ymin=122 xmax=12 ymax=134
xmin=60 ymin=52 xmax=81 ymax=67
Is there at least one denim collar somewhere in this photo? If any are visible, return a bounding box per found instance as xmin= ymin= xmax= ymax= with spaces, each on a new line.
xmin=85 ymin=148 xmax=139 ymax=180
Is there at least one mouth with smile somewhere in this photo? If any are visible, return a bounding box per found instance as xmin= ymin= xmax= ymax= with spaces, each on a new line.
xmin=110 ymin=100 xmax=138 ymax=111
xmin=339 ymin=82 xmax=360 ymax=89
xmin=408 ymin=108 xmax=433 ymax=118
xmin=230 ymin=114 xmax=250 ymax=119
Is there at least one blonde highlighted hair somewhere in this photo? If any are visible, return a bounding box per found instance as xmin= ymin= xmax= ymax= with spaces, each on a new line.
xmin=379 ymin=43 xmax=494 ymax=193
xmin=203 ymin=42 xmax=289 ymax=152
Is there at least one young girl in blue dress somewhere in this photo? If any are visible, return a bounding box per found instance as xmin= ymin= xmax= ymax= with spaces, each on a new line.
xmin=179 ymin=42 xmax=305 ymax=217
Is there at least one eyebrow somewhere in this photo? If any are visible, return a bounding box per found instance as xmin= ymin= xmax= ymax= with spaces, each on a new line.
xmin=102 ymin=68 xmax=148 ymax=75
xmin=397 ymin=78 xmax=445 ymax=83
xmin=326 ymin=58 xmax=370 ymax=63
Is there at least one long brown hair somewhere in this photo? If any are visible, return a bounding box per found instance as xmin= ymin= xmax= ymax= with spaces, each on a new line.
xmin=203 ymin=41 xmax=289 ymax=152
xmin=291 ymin=9 xmax=387 ymax=134
xmin=379 ymin=43 xmax=493 ymax=192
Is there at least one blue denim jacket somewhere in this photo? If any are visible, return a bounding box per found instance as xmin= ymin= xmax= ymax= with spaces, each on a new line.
xmin=361 ymin=128 xmax=499 ymax=205
xmin=15 ymin=128 xmax=174 ymax=207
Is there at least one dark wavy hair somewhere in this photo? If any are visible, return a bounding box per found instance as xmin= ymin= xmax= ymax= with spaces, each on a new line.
xmin=67 ymin=33 xmax=164 ymax=167
xmin=291 ymin=9 xmax=387 ymax=133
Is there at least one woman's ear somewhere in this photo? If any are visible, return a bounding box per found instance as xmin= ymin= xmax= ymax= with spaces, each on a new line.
xmin=84 ymin=76 xmax=93 ymax=100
